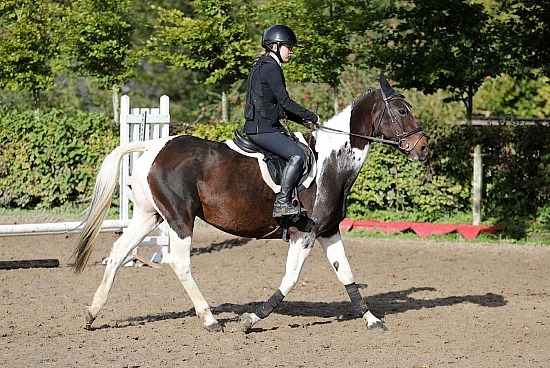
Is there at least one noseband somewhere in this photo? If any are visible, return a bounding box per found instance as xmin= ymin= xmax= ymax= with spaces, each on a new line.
xmin=375 ymin=89 xmax=425 ymax=154
xmin=316 ymin=89 xmax=425 ymax=154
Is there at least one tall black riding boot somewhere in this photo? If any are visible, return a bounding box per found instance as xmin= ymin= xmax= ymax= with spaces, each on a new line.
xmin=273 ymin=155 xmax=304 ymax=218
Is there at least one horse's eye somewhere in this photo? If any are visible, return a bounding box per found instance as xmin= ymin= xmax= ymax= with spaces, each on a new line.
xmin=398 ymin=109 xmax=407 ymax=115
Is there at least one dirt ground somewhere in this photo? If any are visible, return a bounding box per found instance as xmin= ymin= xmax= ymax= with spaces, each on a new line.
xmin=1 ymin=221 xmax=549 ymax=368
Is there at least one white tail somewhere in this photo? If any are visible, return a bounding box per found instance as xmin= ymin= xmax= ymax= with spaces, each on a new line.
xmin=72 ymin=141 xmax=148 ymax=274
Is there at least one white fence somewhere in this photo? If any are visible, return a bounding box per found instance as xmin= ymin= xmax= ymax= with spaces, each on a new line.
xmin=119 ymin=95 xmax=170 ymax=262
xmin=0 ymin=96 xmax=172 ymax=263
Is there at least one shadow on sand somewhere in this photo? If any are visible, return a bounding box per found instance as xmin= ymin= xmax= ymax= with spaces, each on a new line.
xmin=89 ymin=286 xmax=505 ymax=331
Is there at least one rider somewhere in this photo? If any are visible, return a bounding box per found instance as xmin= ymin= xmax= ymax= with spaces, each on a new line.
xmin=243 ymin=24 xmax=319 ymax=218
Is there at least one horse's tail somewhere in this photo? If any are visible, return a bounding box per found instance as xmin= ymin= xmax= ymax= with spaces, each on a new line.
xmin=72 ymin=141 xmax=148 ymax=275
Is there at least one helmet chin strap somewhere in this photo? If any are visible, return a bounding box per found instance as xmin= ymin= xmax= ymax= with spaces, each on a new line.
xmin=269 ymin=43 xmax=284 ymax=64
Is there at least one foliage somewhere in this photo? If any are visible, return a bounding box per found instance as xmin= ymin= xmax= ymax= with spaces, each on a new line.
xmin=265 ymin=1 xmax=355 ymax=85
xmin=148 ymin=1 xmax=256 ymax=88
xmin=475 ymin=75 xmax=550 ymax=118
xmin=365 ymin=0 xmax=502 ymax=119
xmin=0 ymin=0 xmax=65 ymax=113
xmin=146 ymin=0 xmax=258 ymax=121
xmin=190 ymin=120 xmax=241 ymax=141
xmin=0 ymin=107 xmax=118 ymax=208
xmin=61 ymin=0 xmax=138 ymax=122
xmin=62 ymin=0 xmax=137 ymax=88
xmin=476 ymin=123 xmax=550 ymax=238
xmin=498 ymin=0 xmax=550 ymax=78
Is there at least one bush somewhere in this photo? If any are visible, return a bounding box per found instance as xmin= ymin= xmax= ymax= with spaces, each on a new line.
xmin=0 ymin=107 xmax=118 ymax=208
xmin=1 ymin=103 xmax=547 ymax=242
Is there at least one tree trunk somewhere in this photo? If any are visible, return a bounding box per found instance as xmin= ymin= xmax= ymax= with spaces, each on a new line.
xmin=112 ymin=84 xmax=120 ymax=125
xmin=333 ymin=85 xmax=339 ymax=115
xmin=463 ymin=84 xmax=473 ymax=124
xmin=221 ymin=88 xmax=228 ymax=122
xmin=32 ymin=89 xmax=41 ymax=117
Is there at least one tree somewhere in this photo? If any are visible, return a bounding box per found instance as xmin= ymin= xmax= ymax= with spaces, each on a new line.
xmin=365 ymin=0 xmax=502 ymax=121
xmin=498 ymin=0 xmax=550 ymax=78
xmin=148 ymin=0 xmax=257 ymax=122
xmin=0 ymin=0 xmax=64 ymax=115
xmin=267 ymin=0 xmax=359 ymax=115
xmin=62 ymin=0 xmax=138 ymax=123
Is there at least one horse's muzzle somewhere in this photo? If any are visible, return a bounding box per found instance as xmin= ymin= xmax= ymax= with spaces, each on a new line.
xmin=408 ymin=142 xmax=429 ymax=162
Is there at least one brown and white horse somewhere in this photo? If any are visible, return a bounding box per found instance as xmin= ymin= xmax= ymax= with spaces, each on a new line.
xmin=73 ymin=73 xmax=428 ymax=333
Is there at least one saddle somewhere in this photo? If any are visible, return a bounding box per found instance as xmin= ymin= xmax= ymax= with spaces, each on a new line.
xmin=226 ymin=130 xmax=316 ymax=193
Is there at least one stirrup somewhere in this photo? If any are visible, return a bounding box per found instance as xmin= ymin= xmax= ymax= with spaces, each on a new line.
xmin=272 ymin=202 xmax=301 ymax=218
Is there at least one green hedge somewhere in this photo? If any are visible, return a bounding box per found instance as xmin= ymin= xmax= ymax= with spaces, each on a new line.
xmin=0 ymin=107 xmax=118 ymax=208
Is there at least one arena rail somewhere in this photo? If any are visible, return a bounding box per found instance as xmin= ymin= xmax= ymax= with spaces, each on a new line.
xmin=0 ymin=220 xmax=129 ymax=237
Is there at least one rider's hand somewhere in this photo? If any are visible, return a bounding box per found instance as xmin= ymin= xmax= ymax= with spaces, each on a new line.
xmin=303 ymin=114 xmax=319 ymax=128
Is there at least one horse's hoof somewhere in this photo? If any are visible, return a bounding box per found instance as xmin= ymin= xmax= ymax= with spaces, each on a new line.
xmin=205 ymin=322 xmax=222 ymax=333
xmin=84 ymin=306 xmax=95 ymax=330
xmin=367 ymin=320 xmax=388 ymax=332
xmin=240 ymin=312 xmax=259 ymax=332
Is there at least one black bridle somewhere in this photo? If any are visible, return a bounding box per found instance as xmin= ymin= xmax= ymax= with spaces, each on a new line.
xmin=314 ymin=89 xmax=425 ymax=154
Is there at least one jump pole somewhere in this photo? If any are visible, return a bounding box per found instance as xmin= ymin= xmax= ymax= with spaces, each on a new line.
xmin=0 ymin=220 xmax=129 ymax=237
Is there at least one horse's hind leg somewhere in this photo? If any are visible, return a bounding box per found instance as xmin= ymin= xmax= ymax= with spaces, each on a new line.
xmin=166 ymin=226 xmax=221 ymax=332
xmin=85 ymin=207 xmax=159 ymax=328
xmin=318 ymin=233 xmax=387 ymax=332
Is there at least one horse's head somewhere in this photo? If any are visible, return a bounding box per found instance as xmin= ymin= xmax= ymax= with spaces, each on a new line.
xmin=350 ymin=72 xmax=429 ymax=162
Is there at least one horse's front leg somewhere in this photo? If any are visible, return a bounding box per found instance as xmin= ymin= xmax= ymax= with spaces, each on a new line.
xmin=318 ymin=232 xmax=388 ymax=332
xmin=241 ymin=236 xmax=314 ymax=331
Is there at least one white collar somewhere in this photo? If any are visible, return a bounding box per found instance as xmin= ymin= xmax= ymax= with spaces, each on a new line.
xmin=268 ymin=53 xmax=281 ymax=66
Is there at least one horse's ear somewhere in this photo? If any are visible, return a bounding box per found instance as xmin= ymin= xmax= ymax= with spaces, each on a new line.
xmin=380 ymin=71 xmax=396 ymax=97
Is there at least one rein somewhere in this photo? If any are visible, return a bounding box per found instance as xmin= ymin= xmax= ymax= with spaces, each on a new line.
xmin=312 ymin=89 xmax=425 ymax=154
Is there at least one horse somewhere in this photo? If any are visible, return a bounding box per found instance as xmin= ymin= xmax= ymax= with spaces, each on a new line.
xmin=72 ymin=72 xmax=429 ymax=333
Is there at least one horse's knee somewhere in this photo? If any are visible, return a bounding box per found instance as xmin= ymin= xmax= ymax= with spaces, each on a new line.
xmin=170 ymin=261 xmax=191 ymax=278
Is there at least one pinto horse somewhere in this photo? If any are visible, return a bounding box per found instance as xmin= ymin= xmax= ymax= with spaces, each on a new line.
xmin=72 ymin=73 xmax=428 ymax=333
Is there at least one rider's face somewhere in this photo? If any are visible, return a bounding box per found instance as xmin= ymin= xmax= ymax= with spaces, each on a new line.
xmin=279 ymin=44 xmax=293 ymax=62
xmin=271 ymin=43 xmax=293 ymax=63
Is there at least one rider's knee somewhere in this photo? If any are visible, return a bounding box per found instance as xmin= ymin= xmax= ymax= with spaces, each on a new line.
xmin=288 ymin=154 xmax=305 ymax=168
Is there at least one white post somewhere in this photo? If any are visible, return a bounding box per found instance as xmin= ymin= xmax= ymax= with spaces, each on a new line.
xmin=119 ymin=95 xmax=171 ymax=262
xmin=472 ymin=144 xmax=483 ymax=225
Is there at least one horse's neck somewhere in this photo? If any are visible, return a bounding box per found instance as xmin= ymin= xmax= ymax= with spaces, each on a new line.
xmin=314 ymin=106 xmax=370 ymax=186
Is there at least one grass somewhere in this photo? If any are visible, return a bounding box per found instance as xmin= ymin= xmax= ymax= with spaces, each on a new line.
xmin=0 ymin=205 xmax=119 ymax=223
xmin=344 ymin=228 xmax=550 ymax=246
xmin=1 ymin=208 xmax=547 ymax=245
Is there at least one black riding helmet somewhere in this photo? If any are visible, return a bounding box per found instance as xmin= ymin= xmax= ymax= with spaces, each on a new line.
xmin=262 ymin=25 xmax=300 ymax=63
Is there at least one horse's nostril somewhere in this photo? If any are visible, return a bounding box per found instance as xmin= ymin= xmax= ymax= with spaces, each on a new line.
xmin=422 ymin=145 xmax=429 ymax=156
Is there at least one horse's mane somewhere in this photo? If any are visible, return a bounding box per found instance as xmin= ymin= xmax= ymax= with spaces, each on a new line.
xmin=350 ymin=89 xmax=377 ymax=112
xmin=320 ymin=89 xmax=377 ymax=131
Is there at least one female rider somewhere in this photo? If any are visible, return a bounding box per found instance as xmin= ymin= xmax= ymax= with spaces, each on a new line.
xmin=243 ymin=25 xmax=319 ymax=218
